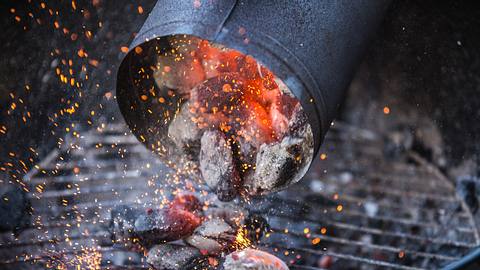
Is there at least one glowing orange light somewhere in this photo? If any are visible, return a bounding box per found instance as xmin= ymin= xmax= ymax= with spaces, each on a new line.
xmin=77 ymin=48 xmax=86 ymax=58
xmin=383 ymin=106 xmax=390 ymax=114
xmin=134 ymin=46 xmax=143 ymax=54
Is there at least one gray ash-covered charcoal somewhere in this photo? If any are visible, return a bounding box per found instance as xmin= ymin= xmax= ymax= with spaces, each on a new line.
xmin=244 ymin=134 xmax=313 ymax=195
xmin=147 ymin=243 xmax=200 ymax=270
xmin=109 ymin=205 xmax=143 ymax=247
xmin=0 ymin=184 xmax=30 ymax=233
xmin=134 ymin=208 xmax=201 ymax=247
xmin=168 ymin=101 xmax=203 ymax=157
xmin=199 ymin=130 xmax=241 ymax=201
xmin=186 ymin=218 xmax=236 ymax=255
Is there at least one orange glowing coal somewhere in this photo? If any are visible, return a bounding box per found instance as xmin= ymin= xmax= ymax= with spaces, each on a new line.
xmin=146 ymin=35 xmax=314 ymax=198
xmin=155 ymin=37 xmax=298 ymax=147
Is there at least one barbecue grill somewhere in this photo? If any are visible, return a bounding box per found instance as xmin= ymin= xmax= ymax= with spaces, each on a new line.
xmin=2 ymin=1 xmax=480 ymax=269
xmin=0 ymin=121 xmax=477 ymax=269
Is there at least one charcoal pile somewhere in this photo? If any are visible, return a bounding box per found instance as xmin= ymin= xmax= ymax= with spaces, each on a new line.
xmin=150 ymin=35 xmax=314 ymax=201
xmin=109 ymin=192 xmax=278 ymax=270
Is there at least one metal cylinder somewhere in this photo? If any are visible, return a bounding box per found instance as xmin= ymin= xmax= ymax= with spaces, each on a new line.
xmin=116 ymin=0 xmax=389 ymax=157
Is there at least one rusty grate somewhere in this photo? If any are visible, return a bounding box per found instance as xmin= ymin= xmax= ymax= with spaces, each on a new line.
xmin=0 ymin=122 xmax=478 ymax=269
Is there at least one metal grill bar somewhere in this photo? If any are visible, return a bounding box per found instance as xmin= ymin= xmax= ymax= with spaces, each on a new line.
xmin=276 ymin=245 xmax=424 ymax=270
xmin=269 ymin=197 xmax=475 ymax=233
xmin=0 ymin=122 xmax=477 ymax=270
xmin=269 ymin=227 xmax=460 ymax=261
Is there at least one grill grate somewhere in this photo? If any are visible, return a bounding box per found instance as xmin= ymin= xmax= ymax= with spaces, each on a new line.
xmin=0 ymin=122 xmax=478 ymax=269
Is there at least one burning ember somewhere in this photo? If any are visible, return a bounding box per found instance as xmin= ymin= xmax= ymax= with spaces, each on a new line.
xmin=131 ymin=34 xmax=314 ymax=201
xmin=224 ymin=248 xmax=290 ymax=270
xmin=111 ymin=192 xmax=272 ymax=269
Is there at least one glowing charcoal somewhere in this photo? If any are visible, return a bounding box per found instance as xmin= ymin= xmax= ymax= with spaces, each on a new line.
xmin=121 ymin=35 xmax=314 ymax=201
xmin=224 ymin=248 xmax=289 ymax=270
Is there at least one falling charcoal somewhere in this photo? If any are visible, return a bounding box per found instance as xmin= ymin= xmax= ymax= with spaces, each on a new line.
xmin=199 ymin=130 xmax=241 ymax=201
xmin=244 ymin=135 xmax=313 ymax=195
xmin=223 ymin=248 xmax=289 ymax=270
xmin=147 ymin=244 xmax=201 ymax=270
xmin=186 ymin=218 xmax=236 ymax=255
xmin=109 ymin=205 xmax=143 ymax=248
xmin=0 ymin=185 xmax=30 ymax=233
xmin=168 ymin=101 xmax=203 ymax=157
xmin=134 ymin=208 xmax=201 ymax=247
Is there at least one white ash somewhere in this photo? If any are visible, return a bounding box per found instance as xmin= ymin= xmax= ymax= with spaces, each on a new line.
xmin=199 ymin=130 xmax=241 ymax=201
xmin=168 ymin=101 xmax=203 ymax=155
xmin=147 ymin=243 xmax=200 ymax=270
xmin=223 ymin=248 xmax=289 ymax=270
xmin=185 ymin=217 xmax=235 ymax=255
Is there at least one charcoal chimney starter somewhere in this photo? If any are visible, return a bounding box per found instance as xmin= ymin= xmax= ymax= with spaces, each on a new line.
xmin=116 ymin=0 xmax=389 ymax=191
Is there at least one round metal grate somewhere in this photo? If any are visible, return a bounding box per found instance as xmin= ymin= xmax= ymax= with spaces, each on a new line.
xmin=0 ymin=122 xmax=477 ymax=269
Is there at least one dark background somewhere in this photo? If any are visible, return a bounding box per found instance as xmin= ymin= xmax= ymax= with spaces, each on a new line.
xmin=1 ymin=0 xmax=480 ymax=183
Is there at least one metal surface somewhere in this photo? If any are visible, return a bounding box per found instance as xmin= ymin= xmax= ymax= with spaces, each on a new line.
xmin=0 ymin=122 xmax=477 ymax=269
xmin=116 ymin=0 xmax=390 ymax=157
